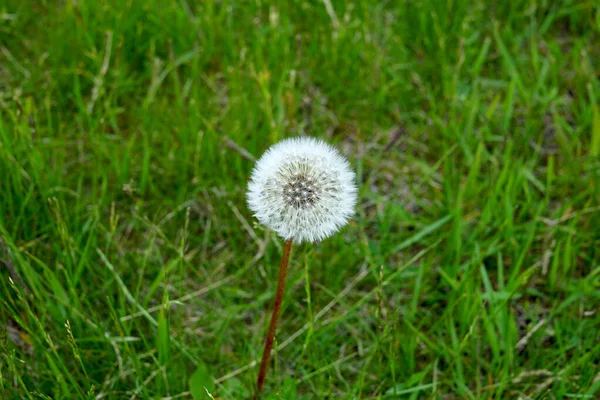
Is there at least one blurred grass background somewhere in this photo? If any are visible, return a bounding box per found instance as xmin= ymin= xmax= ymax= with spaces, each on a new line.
xmin=1 ymin=0 xmax=600 ymax=399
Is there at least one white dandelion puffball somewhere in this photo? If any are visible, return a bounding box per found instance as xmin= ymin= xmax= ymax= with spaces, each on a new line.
xmin=247 ymin=137 xmax=357 ymax=243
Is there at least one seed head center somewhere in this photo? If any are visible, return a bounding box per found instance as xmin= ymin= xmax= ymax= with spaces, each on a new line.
xmin=282 ymin=174 xmax=319 ymax=208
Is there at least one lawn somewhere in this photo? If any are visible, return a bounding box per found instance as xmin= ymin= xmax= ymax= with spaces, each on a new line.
xmin=1 ymin=0 xmax=599 ymax=399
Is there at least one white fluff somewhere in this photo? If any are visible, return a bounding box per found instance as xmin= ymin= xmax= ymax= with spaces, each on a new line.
xmin=247 ymin=137 xmax=357 ymax=243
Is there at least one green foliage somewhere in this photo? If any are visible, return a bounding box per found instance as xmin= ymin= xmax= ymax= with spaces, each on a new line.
xmin=190 ymin=361 xmax=215 ymax=400
xmin=1 ymin=0 xmax=599 ymax=398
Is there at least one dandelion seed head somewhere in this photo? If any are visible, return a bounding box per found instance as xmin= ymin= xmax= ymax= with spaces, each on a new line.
xmin=247 ymin=137 xmax=357 ymax=243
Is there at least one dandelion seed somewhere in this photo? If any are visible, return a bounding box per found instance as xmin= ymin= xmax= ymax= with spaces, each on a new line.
xmin=247 ymin=136 xmax=357 ymax=243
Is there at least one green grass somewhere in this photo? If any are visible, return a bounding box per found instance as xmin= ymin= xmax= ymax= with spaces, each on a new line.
xmin=1 ymin=0 xmax=599 ymax=399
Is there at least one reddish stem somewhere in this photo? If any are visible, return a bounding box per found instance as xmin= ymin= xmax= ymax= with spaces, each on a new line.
xmin=255 ymin=238 xmax=293 ymax=397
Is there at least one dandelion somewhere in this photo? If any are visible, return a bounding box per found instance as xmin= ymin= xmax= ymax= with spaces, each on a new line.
xmin=247 ymin=136 xmax=357 ymax=243
xmin=247 ymin=136 xmax=357 ymax=396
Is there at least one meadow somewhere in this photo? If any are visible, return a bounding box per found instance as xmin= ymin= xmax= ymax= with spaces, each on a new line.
xmin=1 ymin=0 xmax=600 ymax=399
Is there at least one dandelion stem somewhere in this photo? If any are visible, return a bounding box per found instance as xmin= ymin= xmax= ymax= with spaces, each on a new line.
xmin=256 ymin=238 xmax=293 ymax=397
